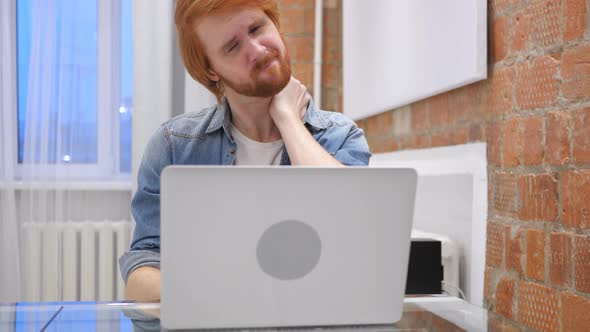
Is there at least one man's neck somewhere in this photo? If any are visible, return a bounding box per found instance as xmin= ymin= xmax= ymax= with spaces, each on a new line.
xmin=225 ymin=93 xmax=282 ymax=143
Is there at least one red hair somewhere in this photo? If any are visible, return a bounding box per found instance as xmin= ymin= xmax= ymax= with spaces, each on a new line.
xmin=175 ymin=0 xmax=281 ymax=103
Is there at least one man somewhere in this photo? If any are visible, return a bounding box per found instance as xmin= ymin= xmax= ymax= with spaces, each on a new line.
xmin=120 ymin=0 xmax=371 ymax=302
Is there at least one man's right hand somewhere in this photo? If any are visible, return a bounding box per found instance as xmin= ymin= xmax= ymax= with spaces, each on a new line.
xmin=269 ymin=76 xmax=311 ymax=126
xmin=125 ymin=266 xmax=161 ymax=302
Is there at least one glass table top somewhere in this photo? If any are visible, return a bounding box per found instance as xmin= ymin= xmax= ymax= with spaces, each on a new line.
xmin=0 ymin=296 xmax=488 ymax=331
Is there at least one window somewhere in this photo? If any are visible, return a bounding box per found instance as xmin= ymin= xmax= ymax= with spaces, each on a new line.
xmin=119 ymin=0 xmax=132 ymax=174
xmin=2 ymin=0 xmax=132 ymax=180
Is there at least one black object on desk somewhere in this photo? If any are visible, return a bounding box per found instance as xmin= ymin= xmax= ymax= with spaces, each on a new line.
xmin=405 ymin=239 xmax=444 ymax=295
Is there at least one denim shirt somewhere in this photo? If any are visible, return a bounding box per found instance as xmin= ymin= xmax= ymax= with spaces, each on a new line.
xmin=119 ymin=98 xmax=371 ymax=282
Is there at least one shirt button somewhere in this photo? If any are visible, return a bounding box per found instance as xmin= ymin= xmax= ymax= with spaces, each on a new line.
xmin=230 ymin=149 xmax=236 ymax=154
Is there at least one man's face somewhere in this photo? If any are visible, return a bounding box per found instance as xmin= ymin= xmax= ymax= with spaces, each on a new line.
xmin=196 ymin=6 xmax=291 ymax=98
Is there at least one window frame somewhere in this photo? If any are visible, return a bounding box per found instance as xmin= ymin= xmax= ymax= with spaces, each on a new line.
xmin=1 ymin=0 xmax=18 ymax=180
xmin=1 ymin=0 xmax=128 ymax=181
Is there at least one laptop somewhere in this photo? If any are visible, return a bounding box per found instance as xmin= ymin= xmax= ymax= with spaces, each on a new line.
xmin=160 ymin=166 xmax=417 ymax=330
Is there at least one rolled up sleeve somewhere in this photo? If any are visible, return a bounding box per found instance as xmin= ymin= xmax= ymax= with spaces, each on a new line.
xmin=119 ymin=250 xmax=161 ymax=283
xmin=333 ymin=125 xmax=372 ymax=166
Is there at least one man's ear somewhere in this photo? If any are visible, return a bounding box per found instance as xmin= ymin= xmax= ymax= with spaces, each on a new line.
xmin=206 ymin=69 xmax=219 ymax=82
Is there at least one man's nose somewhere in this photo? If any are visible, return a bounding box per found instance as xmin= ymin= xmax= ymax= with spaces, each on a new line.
xmin=245 ymin=38 xmax=267 ymax=64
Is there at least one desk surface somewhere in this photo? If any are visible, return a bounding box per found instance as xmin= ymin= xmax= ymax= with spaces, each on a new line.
xmin=0 ymin=296 xmax=488 ymax=331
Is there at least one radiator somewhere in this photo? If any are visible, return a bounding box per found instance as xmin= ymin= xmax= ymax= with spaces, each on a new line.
xmin=21 ymin=221 xmax=132 ymax=302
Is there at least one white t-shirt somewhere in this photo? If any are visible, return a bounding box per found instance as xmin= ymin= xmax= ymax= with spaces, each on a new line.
xmin=231 ymin=126 xmax=283 ymax=165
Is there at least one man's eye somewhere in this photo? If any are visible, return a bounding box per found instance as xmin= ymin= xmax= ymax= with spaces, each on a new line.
xmin=228 ymin=43 xmax=239 ymax=53
xmin=250 ymin=25 xmax=261 ymax=34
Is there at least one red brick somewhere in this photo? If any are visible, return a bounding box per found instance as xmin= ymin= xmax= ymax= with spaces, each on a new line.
xmin=431 ymin=132 xmax=453 ymax=147
xmin=285 ymin=35 xmax=314 ymax=62
xmin=488 ymin=314 xmax=503 ymax=332
xmin=574 ymin=235 xmax=590 ymax=293
xmin=523 ymin=0 xmax=563 ymax=50
xmin=502 ymin=324 xmax=521 ymax=332
xmin=302 ymin=0 xmax=314 ymax=8
xmin=495 ymin=277 xmax=515 ymax=319
xmin=513 ymin=3 xmax=566 ymax=53
xmin=503 ymin=117 xmax=522 ymax=166
xmin=518 ymin=174 xmax=558 ymax=222
xmin=365 ymin=111 xmax=393 ymax=136
xmin=303 ymin=7 xmax=315 ymax=34
xmin=431 ymin=315 xmax=464 ymax=331
xmin=488 ymin=315 xmax=522 ymax=332
xmin=407 ymin=135 xmax=430 ymax=150
xmin=522 ymin=116 xmax=544 ymax=165
xmin=279 ymin=0 xmax=312 ymax=8
xmin=562 ymin=170 xmax=590 ymax=228
xmin=485 ymin=266 xmax=493 ymax=304
xmin=492 ymin=172 xmax=517 ymax=218
xmin=411 ymin=100 xmax=429 ymax=130
xmin=564 ymin=0 xmax=587 ymax=42
xmin=511 ymin=9 xmax=529 ymax=52
xmin=516 ymin=56 xmax=559 ymax=109
xmin=321 ymin=87 xmax=340 ymax=113
xmin=367 ymin=137 xmax=397 ymax=154
xmin=355 ymin=119 xmax=365 ymax=130
xmin=322 ymin=7 xmax=341 ymax=38
xmin=490 ymin=0 xmax=519 ymax=16
xmin=429 ymin=93 xmax=452 ymax=128
xmin=487 ymin=222 xmax=505 ymax=268
xmin=526 ymin=229 xmax=546 ymax=281
xmin=321 ymin=63 xmax=340 ymax=89
xmin=449 ymin=82 xmax=484 ymax=123
xmin=505 ymin=225 xmax=523 ymax=275
xmin=280 ymin=7 xmax=306 ymax=35
xmin=470 ymin=124 xmax=483 ymax=142
xmin=452 ymin=127 xmax=470 ymax=145
xmin=492 ymin=16 xmax=509 ymax=63
xmin=563 ymin=43 xmax=590 ymax=101
xmin=322 ymin=36 xmax=340 ymax=63
xmin=546 ymin=110 xmax=570 ymax=165
xmin=483 ymin=66 xmax=515 ymax=116
xmin=399 ymin=135 xmax=426 ymax=151
xmin=549 ymin=232 xmax=571 ymax=287
xmin=573 ymin=108 xmax=590 ymax=163
xmin=562 ymin=292 xmax=590 ymax=332
xmin=488 ymin=173 xmax=494 ymax=218
xmin=487 ymin=122 xmax=503 ymax=166
xmin=517 ymin=281 xmax=559 ymax=332
xmin=292 ymin=62 xmax=314 ymax=90
xmin=397 ymin=137 xmax=411 ymax=150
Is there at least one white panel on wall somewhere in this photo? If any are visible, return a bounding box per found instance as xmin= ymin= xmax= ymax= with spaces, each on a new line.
xmin=343 ymin=0 xmax=487 ymax=120
xmin=370 ymin=143 xmax=488 ymax=306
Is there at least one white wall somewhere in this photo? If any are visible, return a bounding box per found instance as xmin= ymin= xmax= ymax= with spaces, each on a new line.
xmin=184 ymin=72 xmax=217 ymax=113
xmin=342 ymin=0 xmax=487 ymax=120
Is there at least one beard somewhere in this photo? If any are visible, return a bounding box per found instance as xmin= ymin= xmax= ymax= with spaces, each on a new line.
xmin=218 ymin=48 xmax=291 ymax=98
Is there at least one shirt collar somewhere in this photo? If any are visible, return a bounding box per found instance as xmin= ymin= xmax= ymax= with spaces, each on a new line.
xmin=206 ymin=96 xmax=329 ymax=135
xmin=303 ymin=99 xmax=329 ymax=130
xmin=206 ymin=97 xmax=232 ymax=135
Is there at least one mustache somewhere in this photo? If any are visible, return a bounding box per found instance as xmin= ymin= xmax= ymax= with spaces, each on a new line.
xmin=252 ymin=49 xmax=280 ymax=75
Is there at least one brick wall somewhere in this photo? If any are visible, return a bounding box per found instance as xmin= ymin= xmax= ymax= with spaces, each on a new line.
xmin=278 ymin=0 xmax=590 ymax=331
xmin=278 ymin=0 xmax=342 ymax=113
